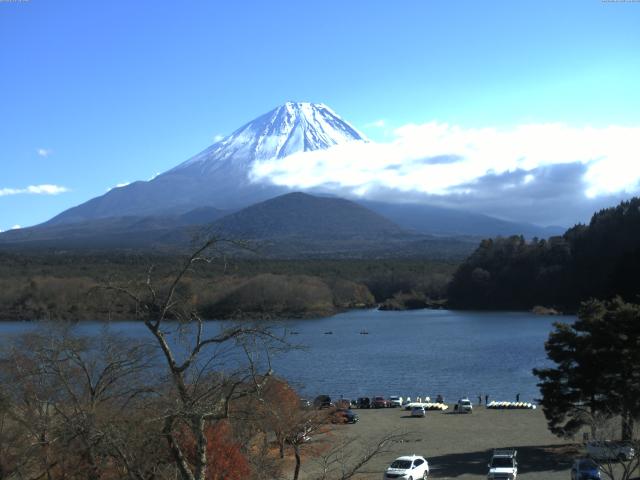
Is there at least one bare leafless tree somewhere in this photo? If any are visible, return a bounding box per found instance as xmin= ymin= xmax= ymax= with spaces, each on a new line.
xmin=0 ymin=326 xmax=162 ymax=479
xmin=309 ymin=431 xmax=409 ymax=480
xmin=104 ymin=236 xmax=285 ymax=480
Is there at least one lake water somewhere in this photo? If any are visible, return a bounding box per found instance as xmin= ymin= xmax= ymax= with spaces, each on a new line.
xmin=0 ymin=309 xmax=569 ymax=404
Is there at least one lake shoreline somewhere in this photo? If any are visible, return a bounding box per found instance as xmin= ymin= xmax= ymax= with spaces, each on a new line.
xmin=0 ymin=309 xmax=563 ymax=401
xmin=0 ymin=302 xmax=571 ymax=323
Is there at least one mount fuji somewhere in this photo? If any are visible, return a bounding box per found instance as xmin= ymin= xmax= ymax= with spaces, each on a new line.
xmin=48 ymin=102 xmax=366 ymax=225
xmin=0 ymin=102 xmax=562 ymax=254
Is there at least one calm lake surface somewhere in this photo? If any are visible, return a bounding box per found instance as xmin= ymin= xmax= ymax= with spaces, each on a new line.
xmin=0 ymin=309 xmax=570 ymax=403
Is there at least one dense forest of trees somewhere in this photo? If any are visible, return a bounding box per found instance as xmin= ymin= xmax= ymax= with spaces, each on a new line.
xmin=448 ymin=197 xmax=640 ymax=311
xmin=0 ymin=253 xmax=455 ymax=321
xmin=3 ymin=197 xmax=640 ymax=318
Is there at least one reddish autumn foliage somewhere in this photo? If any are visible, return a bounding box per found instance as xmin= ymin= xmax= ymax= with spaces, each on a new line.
xmin=262 ymin=378 xmax=301 ymax=417
xmin=178 ymin=420 xmax=251 ymax=480
xmin=205 ymin=422 xmax=251 ymax=480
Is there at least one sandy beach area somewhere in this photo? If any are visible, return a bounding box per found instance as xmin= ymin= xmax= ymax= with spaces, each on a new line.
xmin=298 ymin=405 xmax=582 ymax=480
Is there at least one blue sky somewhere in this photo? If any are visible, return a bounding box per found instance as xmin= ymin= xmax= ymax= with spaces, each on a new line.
xmin=1 ymin=0 xmax=640 ymax=229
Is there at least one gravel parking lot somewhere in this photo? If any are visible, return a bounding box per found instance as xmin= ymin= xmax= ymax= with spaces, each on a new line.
xmin=298 ymin=405 xmax=581 ymax=480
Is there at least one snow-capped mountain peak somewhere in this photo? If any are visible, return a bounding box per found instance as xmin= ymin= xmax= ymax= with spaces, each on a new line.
xmin=170 ymin=102 xmax=367 ymax=175
xmin=44 ymin=102 xmax=368 ymax=223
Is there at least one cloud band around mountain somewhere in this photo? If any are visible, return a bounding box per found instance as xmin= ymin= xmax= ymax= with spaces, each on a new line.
xmin=250 ymin=122 xmax=640 ymax=225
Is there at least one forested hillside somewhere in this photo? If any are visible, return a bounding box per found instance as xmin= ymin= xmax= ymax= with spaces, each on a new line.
xmin=0 ymin=253 xmax=455 ymax=321
xmin=447 ymin=197 xmax=640 ymax=310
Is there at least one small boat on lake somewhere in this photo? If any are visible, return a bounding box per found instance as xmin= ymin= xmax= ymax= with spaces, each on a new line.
xmin=359 ymin=329 xmax=369 ymax=335
xmin=324 ymin=331 xmax=333 ymax=335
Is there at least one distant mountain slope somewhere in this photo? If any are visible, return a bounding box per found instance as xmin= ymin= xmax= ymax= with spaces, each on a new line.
xmin=47 ymin=102 xmax=365 ymax=225
xmin=211 ymin=192 xmax=403 ymax=240
xmin=359 ymin=201 xmax=564 ymax=238
xmin=0 ymin=192 xmax=478 ymax=260
xmin=199 ymin=193 xmax=477 ymax=259
xmin=45 ymin=177 xmax=237 ymax=225
xmin=0 ymin=207 xmax=227 ymax=249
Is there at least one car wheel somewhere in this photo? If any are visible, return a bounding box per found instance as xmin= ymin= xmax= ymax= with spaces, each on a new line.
xmin=422 ymin=471 xmax=428 ymax=479
xmin=408 ymin=477 xmax=412 ymax=480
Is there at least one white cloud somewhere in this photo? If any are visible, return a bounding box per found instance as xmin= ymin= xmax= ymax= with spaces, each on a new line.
xmin=11 ymin=225 xmax=21 ymax=230
xmin=37 ymin=148 xmax=52 ymax=157
xmin=26 ymin=184 xmax=68 ymax=195
xmin=0 ymin=184 xmax=69 ymax=197
xmin=364 ymin=119 xmax=386 ymax=128
xmin=250 ymin=122 xmax=640 ymax=202
xmin=213 ymin=134 xmax=225 ymax=142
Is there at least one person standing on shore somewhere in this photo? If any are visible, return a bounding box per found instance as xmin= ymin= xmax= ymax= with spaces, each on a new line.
xmin=516 ymin=393 xmax=520 ymax=402
xmin=485 ymin=394 xmax=489 ymax=405
xmin=478 ymin=395 xmax=482 ymax=405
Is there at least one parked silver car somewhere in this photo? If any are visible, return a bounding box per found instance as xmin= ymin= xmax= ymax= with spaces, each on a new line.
xmin=411 ymin=406 xmax=426 ymax=417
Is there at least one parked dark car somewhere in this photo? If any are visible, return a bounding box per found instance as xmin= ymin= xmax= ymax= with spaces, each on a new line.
xmin=357 ymin=397 xmax=371 ymax=409
xmin=335 ymin=398 xmax=351 ymax=409
xmin=333 ymin=408 xmax=359 ymax=424
xmin=372 ymin=396 xmax=389 ymax=408
xmin=313 ymin=395 xmax=333 ymax=409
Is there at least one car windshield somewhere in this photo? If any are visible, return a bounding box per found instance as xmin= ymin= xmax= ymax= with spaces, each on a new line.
xmin=491 ymin=457 xmax=513 ymax=468
xmin=461 ymin=400 xmax=471 ymax=405
xmin=390 ymin=460 xmax=412 ymax=469
xmin=579 ymin=459 xmax=598 ymax=471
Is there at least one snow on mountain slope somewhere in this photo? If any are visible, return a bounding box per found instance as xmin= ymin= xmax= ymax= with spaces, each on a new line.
xmin=169 ymin=102 xmax=366 ymax=176
xmin=45 ymin=102 xmax=366 ymax=224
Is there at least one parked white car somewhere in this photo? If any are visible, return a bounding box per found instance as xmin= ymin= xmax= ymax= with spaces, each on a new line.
xmin=389 ymin=395 xmax=403 ymax=408
xmin=383 ymin=455 xmax=429 ymax=480
xmin=587 ymin=441 xmax=635 ymax=461
xmin=487 ymin=449 xmax=517 ymax=480
xmin=411 ymin=406 xmax=426 ymax=417
xmin=455 ymin=398 xmax=473 ymax=413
